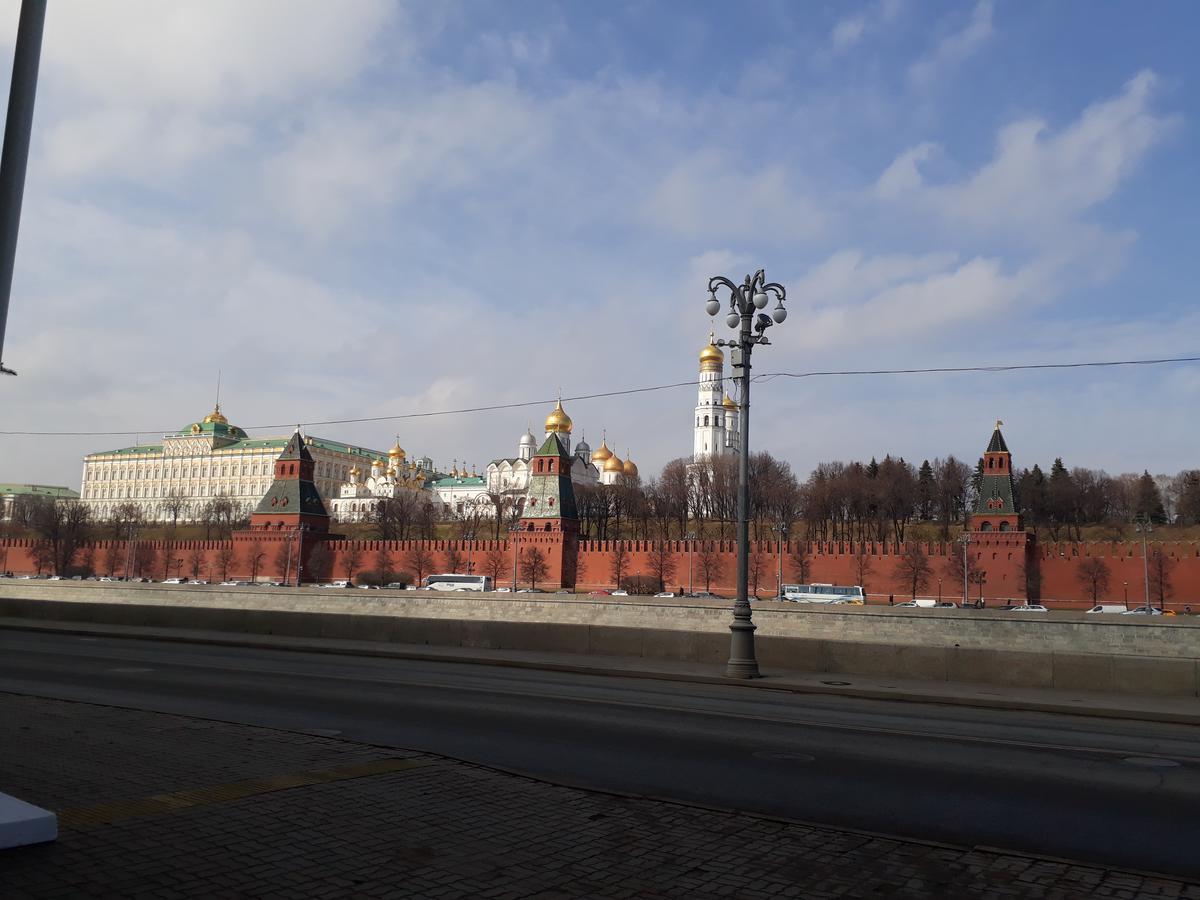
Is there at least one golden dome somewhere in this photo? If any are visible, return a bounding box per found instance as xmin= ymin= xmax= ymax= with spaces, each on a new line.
xmin=723 ymin=394 xmax=738 ymax=410
xmin=545 ymin=399 xmax=573 ymax=434
xmin=349 ymin=465 xmax=361 ymax=476
xmin=372 ymin=457 xmax=384 ymax=468
xmin=591 ymin=440 xmax=613 ymax=463
xmin=202 ymin=404 xmax=228 ymax=425
xmin=603 ymin=453 xmax=624 ymax=473
xmin=699 ymin=335 xmax=724 ymax=370
xmin=623 ymin=456 xmax=638 ymax=477
xmin=389 ymin=442 xmax=406 ymax=459
xmin=386 ymin=467 xmax=396 ymax=476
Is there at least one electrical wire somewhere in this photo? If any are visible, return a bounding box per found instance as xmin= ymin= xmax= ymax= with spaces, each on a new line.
xmin=1 ymin=355 xmax=1197 ymax=438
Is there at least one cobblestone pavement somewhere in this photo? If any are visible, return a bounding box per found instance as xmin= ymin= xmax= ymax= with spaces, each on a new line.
xmin=1 ymin=693 xmax=1197 ymax=899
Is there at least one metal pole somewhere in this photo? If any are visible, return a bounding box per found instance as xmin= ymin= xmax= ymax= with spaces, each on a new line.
xmin=1142 ymin=530 xmax=1151 ymax=610
xmin=962 ymin=534 xmax=969 ymax=606
xmin=686 ymin=532 xmax=695 ymax=595
xmin=511 ymin=530 xmax=519 ymax=590
xmin=776 ymin=524 xmax=783 ymax=599
xmin=0 ymin=0 xmax=47 ymax=374
xmin=284 ymin=532 xmax=293 ymax=586
xmin=727 ymin=310 xmax=758 ymax=677
xmin=297 ymin=527 xmax=304 ymax=585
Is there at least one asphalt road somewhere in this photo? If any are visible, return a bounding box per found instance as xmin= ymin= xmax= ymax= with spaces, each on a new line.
xmin=1 ymin=627 xmax=1198 ymax=878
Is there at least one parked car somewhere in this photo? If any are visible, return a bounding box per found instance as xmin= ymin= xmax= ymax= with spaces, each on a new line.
xmin=611 ymin=590 xmax=629 ymax=597
xmin=493 ymin=587 xmax=511 ymax=593
xmin=896 ymin=600 xmax=921 ymax=607
xmin=47 ymin=575 xmax=65 ymax=581
xmin=588 ymin=590 xmax=610 ymax=597
xmin=515 ymin=588 xmax=537 ymax=594
xmin=555 ymin=589 xmax=574 ymax=595
xmin=358 ymin=584 xmax=380 ymax=590
xmin=654 ymin=591 xmax=676 ymax=598
xmin=1121 ymin=606 xmax=1163 ymax=616
xmin=1008 ymin=604 xmax=1049 ymax=612
xmin=162 ymin=577 xmax=188 ymax=584
xmin=97 ymin=576 xmax=118 ymax=582
xmin=385 ymin=582 xmax=408 ymax=590
xmin=1086 ymin=604 xmax=1127 ymax=614
xmin=690 ymin=591 xmax=722 ymax=600
xmin=933 ymin=602 xmax=959 ymax=608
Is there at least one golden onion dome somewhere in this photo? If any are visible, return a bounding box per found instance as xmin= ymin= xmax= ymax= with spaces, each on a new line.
xmin=389 ymin=442 xmax=405 ymax=459
xmin=202 ymin=404 xmax=228 ymax=425
xmin=591 ymin=441 xmax=613 ymax=463
xmin=699 ymin=335 xmax=724 ymax=370
xmin=386 ymin=467 xmax=396 ymax=476
xmin=723 ymin=393 xmax=738 ymax=410
xmin=349 ymin=465 xmax=361 ymax=476
xmin=372 ymin=457 xmax=384 ymax=468
xmin=623 ymin=457 xmax=638 ymax=477
xmin=603 ymin=453 xmax=624 ymax=473
xmin=544 ymin=399 xmax=573 ymax=434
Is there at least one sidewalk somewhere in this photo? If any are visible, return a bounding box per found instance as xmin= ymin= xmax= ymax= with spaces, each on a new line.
xmin=3 ymin=615 xmax=1199 ymax=726
xmin=2 ymin=692 xmax=1197 ymax=899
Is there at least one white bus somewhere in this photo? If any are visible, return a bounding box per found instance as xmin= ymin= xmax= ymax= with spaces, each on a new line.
xmin=423 ymin=574 xmax=493 ymax=592
xmin=780 ymin=583 xmax=865 ymax=604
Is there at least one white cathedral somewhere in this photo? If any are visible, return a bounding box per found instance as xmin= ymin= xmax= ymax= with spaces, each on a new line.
xmin=693 ymin=333 xmax=741 ymax=461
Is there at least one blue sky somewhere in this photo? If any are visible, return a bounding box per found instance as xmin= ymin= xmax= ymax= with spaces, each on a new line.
xmin=1 ymin=0 xmax=1197 ymax=487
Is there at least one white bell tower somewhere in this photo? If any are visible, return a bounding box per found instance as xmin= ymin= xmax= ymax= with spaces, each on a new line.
xmin=693 ymin=333 xmax=727 ymax=460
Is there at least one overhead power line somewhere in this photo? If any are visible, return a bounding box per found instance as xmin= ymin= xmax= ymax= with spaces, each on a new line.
xmin=0 ymin=354 xmax=1197 ymax=438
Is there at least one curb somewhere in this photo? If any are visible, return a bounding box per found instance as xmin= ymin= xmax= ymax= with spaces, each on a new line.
xmin=3 ymin=617 xmax=1198 ymax=726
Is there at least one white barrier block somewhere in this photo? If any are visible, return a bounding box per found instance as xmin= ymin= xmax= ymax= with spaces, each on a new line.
xmin=0 ymin=792 xmax=57 ymax=849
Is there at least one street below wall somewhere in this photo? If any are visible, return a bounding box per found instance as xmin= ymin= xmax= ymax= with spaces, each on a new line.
xmin=1 ymin=627 xmax=1198 ymax=877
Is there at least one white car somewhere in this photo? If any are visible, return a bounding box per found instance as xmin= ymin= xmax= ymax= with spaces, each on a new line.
xmin=97 ymin=576 xmax=118 ymax=582
xmin=1009 ymin=604 xmax=1049 ymax=612
xmin=654 ymin=591 xmax=676 ymax=598
xmin=1121 ymin=606 xmax=1163 ymax=616
xmin=1086 ymin=604 xmax=1127 ymax=614
xmin=493 ymin=587 xmax=511 ymax=593
xmin=163 ymin=577 xmax=187 ymax=584
xmin=611 ymin=590 xmax=629 ymax=597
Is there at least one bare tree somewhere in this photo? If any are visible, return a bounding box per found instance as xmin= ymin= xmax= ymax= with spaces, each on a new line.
xmin=852 ymin=550 xmax=874 ymax=595
xmin=444 ymin=544 xmax=465 ymax=574
xmin=482 ymin=548 xmax=507 ymax=585
xmin=187 ymin=546 xmax=206 ymax=580
xmin=748 ymin=544 xmax=766 ymax=598
xmin=894 ymin=544 xmax=932 ymax=599
xmin=696 ymin=542 xmax=722 ymax=591
xmin=160 ymin=490 xmax=188 ymax=533
xmin=342 ymin=543 xmax=364 ymax=581
xmin=1076 ymin=557 xmax=1112 ymax=604
xmin=520 ymin=546 xmax=549 ymax=590
xmin=405 ymin=545 xmax=434 ymax=585
xmin=216 ymin=544 xmax=237 ymax=582
xmin=1148 ymin=547 xmax=1176 ymax=608
xmin=609 ymin=542 xmax=629 ymax=589
xmin=373 ymin=547 xmax=394 ymax=585
xmin=247 ymin=540 xmax=266 ymax=582
xmin=30 ymin=498 xmax=93 ymax=574
xmin=790 ymin=542 xmax=812 ymax=584
xmin=647 ymin=541 xmax=678 ymax=593
xmin=306 ymin=543 xmax=333 ymax=583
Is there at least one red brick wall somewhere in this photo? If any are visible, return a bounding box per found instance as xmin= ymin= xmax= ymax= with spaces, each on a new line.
xmin=2 ymin=536 xmax=1197 ymax=609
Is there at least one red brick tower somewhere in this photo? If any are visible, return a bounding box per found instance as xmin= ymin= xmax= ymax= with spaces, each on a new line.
xmin=969 ymin=420 xmax=1032 ymax=602
xmin=514 ymin=432 xmax=580 ymax=589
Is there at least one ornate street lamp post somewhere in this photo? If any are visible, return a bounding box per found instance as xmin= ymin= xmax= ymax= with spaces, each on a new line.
xmin=959 ymin=532 xmax=971 ymax=607
xmin=685 ymin=531 xmax=696 ymax=596
xmin=772 ymin=522 xmax=787 ymax=599
xmin=705 ymin=269 xmax=788 ymax=678
xmin=464 ymin=531 xmax=475 ymax=575
xmin=1135 ymin=517 xmax=1154 ymax=610
xmin=508 ymin=525 xmax=521 ymax=591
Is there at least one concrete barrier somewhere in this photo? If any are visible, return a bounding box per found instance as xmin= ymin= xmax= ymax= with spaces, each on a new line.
xmin=1 ymin=582 xmax=1197 ymax=697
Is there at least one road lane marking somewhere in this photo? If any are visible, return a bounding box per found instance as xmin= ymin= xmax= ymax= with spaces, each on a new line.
xmin=57 ymin=756 xmax=435 ymax=831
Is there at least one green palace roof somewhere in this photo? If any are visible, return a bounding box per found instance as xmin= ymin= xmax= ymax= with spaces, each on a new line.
xmin=431 ymin=475 xmax=486 ymax=488
xmin=0 ymin=483 xmax=79 ymax=499
xmin=87 ymin=434 xmax=392 ymax=460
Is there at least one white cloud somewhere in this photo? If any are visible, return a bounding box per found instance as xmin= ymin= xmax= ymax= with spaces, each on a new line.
xmin=876 ymin=72 xmax=1172 ymax=238
xmin=908 ymin=0 xmax=992 ymax=87
xmin=874 ymin=141 xmax=939 ymax=198
xmin=830 ymin=0 xmax=904 ymax=52
xmin=641 ymin=153 xmax=824 ymax=242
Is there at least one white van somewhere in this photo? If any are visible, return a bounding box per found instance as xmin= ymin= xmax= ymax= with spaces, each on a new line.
xmin=896 ymin=598 xmax=936 ymax=608
xmin=1085 ymin=604 xmax=1126 ymax=614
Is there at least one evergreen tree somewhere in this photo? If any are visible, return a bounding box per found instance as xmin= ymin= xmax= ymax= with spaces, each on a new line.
xmin=1177 ymin=471 xmax=1200 ymax=526
xmin=917 ymin=459 xmax=935 ymax=521
xmin=1134 ymin=470 xmax=1167 ymax=524
xmin=1046 ymin=458 xmax=1077 ymax=540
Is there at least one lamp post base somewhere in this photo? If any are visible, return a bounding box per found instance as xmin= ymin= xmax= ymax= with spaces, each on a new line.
xmin=725 ymin=610 xmax=761 ymax=679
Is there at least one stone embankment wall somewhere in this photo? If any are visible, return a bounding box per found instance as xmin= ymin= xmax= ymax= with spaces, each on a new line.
xmin=1 ymin=582 xmax=1197 ymax=697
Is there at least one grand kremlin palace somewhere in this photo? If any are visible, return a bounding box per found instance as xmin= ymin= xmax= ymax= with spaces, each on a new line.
xmin=77 ymin=405 xmax=434 ymax=523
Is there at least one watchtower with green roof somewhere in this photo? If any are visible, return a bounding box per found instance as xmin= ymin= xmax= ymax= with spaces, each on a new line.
xmin=513 ymin=432 xmax=579 ymax=588
xmin=971 ymin=420 xmax=1023 ymax=533
xmin=248 ymin=429 xmax=331 ymax=533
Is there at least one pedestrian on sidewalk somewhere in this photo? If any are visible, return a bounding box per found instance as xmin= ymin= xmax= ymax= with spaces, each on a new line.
xmin=888 ymin=593 xmax=894 ymax=606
